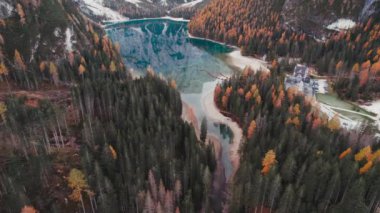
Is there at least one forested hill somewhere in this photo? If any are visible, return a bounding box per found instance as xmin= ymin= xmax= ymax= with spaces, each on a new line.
xmin=0 ymin=0 xmax=217 ymax=212
xmin=189 ymin=0 xmax=367 ymax=41
xmin=214 ymin=68 xmax=380 ymax=212
xmin=189 ymin=0 xmax=380 ymax=101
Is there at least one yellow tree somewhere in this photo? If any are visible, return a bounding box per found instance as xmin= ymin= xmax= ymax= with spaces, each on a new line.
xmin=49 ymin=62 xmax=59 ymax=84
xmin=335 ymin=60 xmax=344 ymax=73
xmin=68 ymin=169 xmax=92 ymax=212
xmin=78 ymin=64 xmax=86 ymax=75
xmin=247 ymin=120 xmax=256 ymax=139
xmin=339 ymin=148 xmax=352 ymax=159
xmin=0 ymin=62 xmax=8 ymax=76
xmin=368 ymin=149 xmax=380 ymax=161
xmin=327 ymin=114 xmax=340 ymax=131
xmin=359 ymin=161 xmax=373 ymax=174
xmin=293 ymin=104 xmax=301 ymax=115
xmin=370 ymin=61 xmax=380 ymax=75
xmin=39 ymin=61 xmax=46 ymax=72
xmin=109 ymin=61 xmax=117 ymax=73
xmin=261 ymin=150 xmax=277 ymax=175
xmin=355 ymin=146 xmax=372 ymax=162
xmin=109 ymin=145 xmax=117 ymax=160
xmin=170 ymin=79 xmax=177 ymax=89
xmin=351 ymin=63 xmax=360 ymax=73
xmin=14 ymin=50 xmax=26 ymax=71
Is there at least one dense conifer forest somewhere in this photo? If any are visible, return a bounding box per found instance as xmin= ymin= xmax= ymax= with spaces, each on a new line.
xmin=0 ymin=0 xmax=216 ymax=212
xmin=214 ymin=68 xmax=380 ymax=212
xmin=0 ymin=0 xmax=380 ymax=212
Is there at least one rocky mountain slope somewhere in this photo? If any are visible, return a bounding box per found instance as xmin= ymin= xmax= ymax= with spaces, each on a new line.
xmin=0 ymin=0 xmax=96 ymax=70
xmin=79 ymin=0 xmax=209 ymax=20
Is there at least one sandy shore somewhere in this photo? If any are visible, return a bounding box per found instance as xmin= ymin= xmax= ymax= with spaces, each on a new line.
xmin=200 ymin=81 xmax=243 ymax=179
xmin=225 ymin=50 xmax=269 ymax=71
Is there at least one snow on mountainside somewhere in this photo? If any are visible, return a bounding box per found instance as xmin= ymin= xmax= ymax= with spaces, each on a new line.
xmin=326 ymin=19 xmax=356 ymax=31
xmin=176 ymin=0 xmax=204 ymax=8
xmin=81 ymin=0 xmax=210 ymax=20
xmin=81 ymin=0 xmax=128 ymax=21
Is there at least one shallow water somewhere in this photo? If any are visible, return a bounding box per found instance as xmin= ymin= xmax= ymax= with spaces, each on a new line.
xmin=107 ymin=19 xmax=236 ymax=178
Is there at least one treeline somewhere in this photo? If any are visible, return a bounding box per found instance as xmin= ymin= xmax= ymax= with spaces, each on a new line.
xmin=189 ymin=0 xmax=380 ymax=100
xmin=214 ymin=68 xmax=380 ymax=212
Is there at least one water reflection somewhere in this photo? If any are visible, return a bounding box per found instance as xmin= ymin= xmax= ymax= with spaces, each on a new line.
xmin=106 ymin=20 xmax=233 ymax=93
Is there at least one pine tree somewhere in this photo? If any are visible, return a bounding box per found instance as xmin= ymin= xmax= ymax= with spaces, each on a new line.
xmin=331 ymin=179 xmax=369 ymax=213
xmin=200 ymin=117 xmax=207 ymax=142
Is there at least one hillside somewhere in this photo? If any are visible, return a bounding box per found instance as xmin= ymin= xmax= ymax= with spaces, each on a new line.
xmin=189 ymin=0 xmax=372 ymax=40
xmin=189 ymin=0 xmax=380 ymax=101
xmin=214 ymin=68 xmax=380 ymax=213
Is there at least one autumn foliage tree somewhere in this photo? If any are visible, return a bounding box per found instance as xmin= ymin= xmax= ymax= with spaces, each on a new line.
xmin=68 ymin=168 xmax=93 ymax=211
xmin=261 ymin=150 xmax=277 ymax=175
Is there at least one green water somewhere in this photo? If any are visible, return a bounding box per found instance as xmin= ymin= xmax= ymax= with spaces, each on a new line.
xmin=106 ymin=19 xmax=234 ymax=93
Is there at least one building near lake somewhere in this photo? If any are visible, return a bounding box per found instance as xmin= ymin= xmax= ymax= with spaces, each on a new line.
xmin=285 ymin=64 xmax=327 ymax=97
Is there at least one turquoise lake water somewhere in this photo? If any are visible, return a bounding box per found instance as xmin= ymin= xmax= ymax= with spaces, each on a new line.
xmin=106 ymin=19 xmax=234 ymax=93
xmin=106 ymin=19 xmax=236 ymax=178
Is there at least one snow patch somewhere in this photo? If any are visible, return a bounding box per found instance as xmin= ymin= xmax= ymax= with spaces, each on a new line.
xmin=161 ymin=0 xmax=168 ymax=6
xmin=124 ymin=0 xmax=142 ymax=5
xmin=177 ymin=0 xmax=204 ymax=8
xmin=0 ymin=1 xmax=13 ymax=18
xmin=65 ymin=27 xmax=74 ymax=52
xmin=225 ymin=50 xmax=268 ymax=71
xmin=30 ymin=34 xmax=41 ymax=62
xmin=54 ymin=28 xmax=61 ymax=37
xmin=104 ymin=16 xmax=189 ymax=27
xmin=360 ymin=100 xmax=380 ymax=133
xmin=82 ymin=0 xmax=128 ymax=21
xmin=326 ymin=19 xmax=356 ymax=31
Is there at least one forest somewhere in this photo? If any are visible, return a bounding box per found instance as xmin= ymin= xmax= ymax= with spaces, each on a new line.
xmin=0 ymin=0 xmax=216 ymax=212
xmin=189 ymin=0 xmax=380 ymax=101
xmin=214 ymin=67 xmax=380 ymax=212
xmin=0 ymin=74 xmax=216 ymax=212
xmin=0 ymin=0 xmax=380 ymax=212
